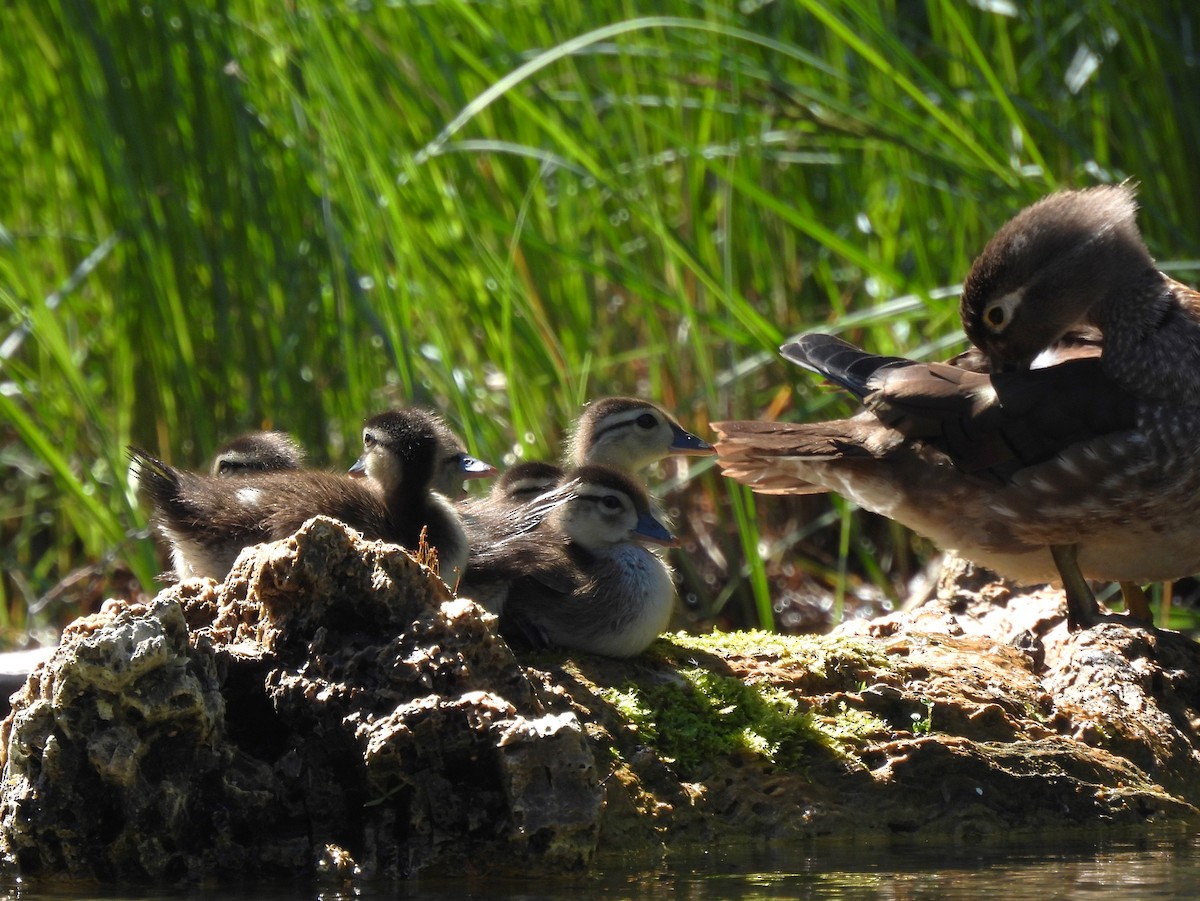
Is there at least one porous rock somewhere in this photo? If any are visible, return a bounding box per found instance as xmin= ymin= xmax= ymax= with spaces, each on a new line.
xmin=0 ymin=517 xmax=601 ymax=881
xmin=4 ymin=530 xmax=1200 ymax=884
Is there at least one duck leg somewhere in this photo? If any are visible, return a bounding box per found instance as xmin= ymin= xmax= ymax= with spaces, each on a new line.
xmin=1159 ymin=580 xmax=1174 ymax=627
xmin=1118 ymin=581 xmax=1154 ymax=624
xmin=1050 ymin=544 xmax=1101 ymax=629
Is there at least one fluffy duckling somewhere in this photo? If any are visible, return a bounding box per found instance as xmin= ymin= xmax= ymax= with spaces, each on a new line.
xmin=132 ymin=408 xmax=474 ymax=584
xmin=210 ymin=430 xmax=305 ymax=477
xmin=459 ymin=465 xmax=678 ymax=657
xmin=417 ymin=417 xmax=496 ymax=498
xmin=461 ymin=398 xmax=709 ymax=521
xmin=566 ymin=397 xmax=714 ymax=472
xmin=485 ymin=461 xmax=565 ymax=507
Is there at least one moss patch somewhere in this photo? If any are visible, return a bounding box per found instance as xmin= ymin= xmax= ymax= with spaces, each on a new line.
xmin=661 ymin=629 xmax=893 ymax=677
xmin=599 ymin=667 xmax=821 ymax=772
xmin=592 ymin=631 xmax=896 ymax=776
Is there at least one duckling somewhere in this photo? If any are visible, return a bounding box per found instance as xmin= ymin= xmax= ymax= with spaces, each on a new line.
xmin=459 ymin=465 xmax=678 ymax=657
xmin=417 ymin=417 xmax=496 ymax=498
xmin=131 ymin=408 xmax=474 ymax=584
xmin=460 ymin=398 xmax=709 ymax=523
xmin=566 ymin=397 xmax=714 ymax=472
xmin=484 ymin=461 xmax=565 ymax=507
xmin=210 ymin=430 xmax=305 ymax=477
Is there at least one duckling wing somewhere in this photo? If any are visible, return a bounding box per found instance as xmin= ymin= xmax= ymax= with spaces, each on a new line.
xmin=130 ymin=446 xmax=272 ymax=542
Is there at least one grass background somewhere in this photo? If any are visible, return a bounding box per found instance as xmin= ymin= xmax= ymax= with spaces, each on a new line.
xmin=3 ymin=1 xmax=1199 ymax=644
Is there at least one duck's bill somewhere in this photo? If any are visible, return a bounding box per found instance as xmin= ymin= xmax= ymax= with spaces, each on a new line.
xmin=460 ymin=455 xmax=498 ymax=479
xmin=669 ymin=425 xmax=716 ymax=456
xmin=634 ymin=512 xmax=681 ymax=548
xmin=348 ymin=457 xmax=367 ymax=478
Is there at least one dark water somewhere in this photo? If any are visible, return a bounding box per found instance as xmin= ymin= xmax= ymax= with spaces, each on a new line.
xmin=4 ymin=831 xmax=1198 ymax=900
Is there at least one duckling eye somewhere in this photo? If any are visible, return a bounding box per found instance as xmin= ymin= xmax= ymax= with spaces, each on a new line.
xmin=601 ymin=495 xmax=622 ymax=510
xmin=984 ymin=304 xmax=1006 ymax=328
xmin=363 ymin=433 xmax=378 ymax=450
xmin=636 ymin=413 xmax=657 ymax=430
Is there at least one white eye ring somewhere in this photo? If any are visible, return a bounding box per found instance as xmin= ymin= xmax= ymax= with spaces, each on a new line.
xmin=981 ymin=290 xmax=1023 ymax=334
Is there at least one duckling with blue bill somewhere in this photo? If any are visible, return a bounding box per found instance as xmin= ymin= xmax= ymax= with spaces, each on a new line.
xmin=460 ymin=465 xmax=677 ymax=657
xmin=566 ymin=396 xmax=715 ymax=472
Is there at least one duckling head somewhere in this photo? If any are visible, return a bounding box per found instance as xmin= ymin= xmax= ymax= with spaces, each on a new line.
xmin=567 ymin=397 xmax=714 ymax=472
xmin=554 ymin=465 xmax=679 ymax=550
xmin=960 ymin=183 xmax=1155 ymax=371
xmin=210 ymin=430 xmax=305 ymax=477
xmin=349 ymin=409 xmax=493 ymax=498
xmin=492 ymin=460 xmax=564 ymax=504
xmin=427 ymin=418 xmax=495 ymax=497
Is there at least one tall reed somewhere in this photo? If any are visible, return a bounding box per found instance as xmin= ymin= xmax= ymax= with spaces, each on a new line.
xmin=3 ymin=1 xmax=1198 ymax=638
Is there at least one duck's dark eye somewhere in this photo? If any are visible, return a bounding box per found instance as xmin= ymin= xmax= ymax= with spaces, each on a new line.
xmin=601 ymin=495 xmax=623 ymax=510
xmin=363 ymin=432 xmax=378 ymax=450
xmin=984 ymin=304 xmax=1006 ymax=328
xmin=636 ymin=413 xmax=657 ymax=430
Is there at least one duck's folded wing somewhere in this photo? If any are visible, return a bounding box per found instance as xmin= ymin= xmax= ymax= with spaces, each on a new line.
xmin=715 ymin=341 xmax=1140 ymax=494
xmin=866 ymin=356 xmax=1139 ymax=477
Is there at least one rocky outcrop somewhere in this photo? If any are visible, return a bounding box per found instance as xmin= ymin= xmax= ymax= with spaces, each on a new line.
xmin=1 ymin=524 xmax=1198 ymax=883
xmin=0 ymin=518 xmax=599 ymax=881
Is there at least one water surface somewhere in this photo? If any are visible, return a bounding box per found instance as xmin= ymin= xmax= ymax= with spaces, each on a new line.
xmin=4 ymin=831 xmax=1197 ymax=900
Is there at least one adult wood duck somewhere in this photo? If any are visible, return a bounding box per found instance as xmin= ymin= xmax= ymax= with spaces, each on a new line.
xmin=458 ymin=465 xmax=678 ymax=657
xmin=959 ymin=184 xmax=1195 ymax=401
xmin=132 ymin=408 xmax=478 ymax=585
xmin=715 ymin=186 xmax=1200 ymax=630
xmin=210 ymin=430 xmax=305 ymax=477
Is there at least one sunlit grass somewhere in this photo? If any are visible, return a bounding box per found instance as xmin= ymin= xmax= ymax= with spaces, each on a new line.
xmin=3 ymin=1 xmax=1200 ymax=640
